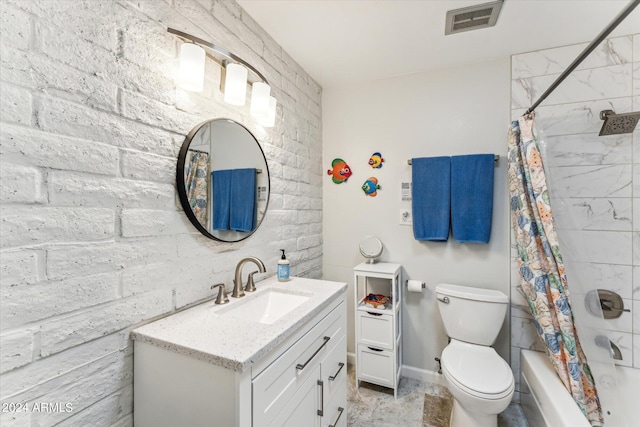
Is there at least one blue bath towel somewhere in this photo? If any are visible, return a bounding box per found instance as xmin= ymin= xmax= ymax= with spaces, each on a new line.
xmin=230 ymin=168 xmax=257 ymax=232
xmin=411 ymin=156 xmax=451 ymax=241
xmin=212 ymin=169 xmax=232 ymax=230
xmin=451 ymin=154 xmax=494 ymax=243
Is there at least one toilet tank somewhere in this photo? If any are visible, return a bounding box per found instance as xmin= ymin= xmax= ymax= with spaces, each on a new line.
xmin=436 ymin=283 xmax=508 ymax=346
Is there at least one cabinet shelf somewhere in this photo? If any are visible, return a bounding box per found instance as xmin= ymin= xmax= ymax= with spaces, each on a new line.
xmin=357 ymin=297 xmax=396 ymax=314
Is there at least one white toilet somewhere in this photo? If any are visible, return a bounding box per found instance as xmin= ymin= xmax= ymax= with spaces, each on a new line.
xmin=436 ymin=283 xmax=514 ymax=427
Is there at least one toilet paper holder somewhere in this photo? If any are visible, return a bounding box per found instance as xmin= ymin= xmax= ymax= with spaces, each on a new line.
xmin=405 ymin=280 xmax=425 ymax=289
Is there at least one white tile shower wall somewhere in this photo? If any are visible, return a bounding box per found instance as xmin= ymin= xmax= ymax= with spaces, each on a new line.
xmin=0 ymin=0 xmax=322 ymax=425
xmin=510 ymin=33 xmax=640 ymax=395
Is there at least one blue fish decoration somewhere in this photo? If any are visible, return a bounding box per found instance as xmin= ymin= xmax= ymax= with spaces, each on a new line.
xmin=362 ymin=177 xmax=381 ymax=197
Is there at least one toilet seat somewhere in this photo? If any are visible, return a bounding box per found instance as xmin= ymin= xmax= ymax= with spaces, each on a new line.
xmin=441 ymin=340 xmax=514 ymax=400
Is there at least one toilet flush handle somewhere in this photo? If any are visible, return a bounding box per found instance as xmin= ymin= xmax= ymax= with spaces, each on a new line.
xmin=437 ymin=296 xmax=450 ymax=304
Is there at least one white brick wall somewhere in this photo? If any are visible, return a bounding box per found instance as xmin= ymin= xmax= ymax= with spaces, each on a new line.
xmin=0 ymin=0 xmax=323 ymax=425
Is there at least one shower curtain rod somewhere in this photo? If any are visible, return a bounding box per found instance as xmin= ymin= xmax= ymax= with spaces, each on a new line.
xmin=524 ymin=0 xmax=639 ymax=115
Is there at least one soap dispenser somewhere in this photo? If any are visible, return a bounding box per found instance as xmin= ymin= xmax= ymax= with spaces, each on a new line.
xmin=277 ymin=249 xmax=290 ymax=281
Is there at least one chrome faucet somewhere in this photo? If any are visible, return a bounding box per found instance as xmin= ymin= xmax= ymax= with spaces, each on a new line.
xmin=232 ymin=257 xmax=266 ymax=298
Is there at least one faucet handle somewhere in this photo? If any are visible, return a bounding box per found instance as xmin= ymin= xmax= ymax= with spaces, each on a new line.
xmin=211 ymin=283 xmax=229 ymax=304
xmin=245 ymin=271 xmax=258 ymax=293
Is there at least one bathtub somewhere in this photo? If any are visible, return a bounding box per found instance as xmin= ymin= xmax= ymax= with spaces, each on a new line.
xmin=520 ymin=349 xmax=638 ymax=427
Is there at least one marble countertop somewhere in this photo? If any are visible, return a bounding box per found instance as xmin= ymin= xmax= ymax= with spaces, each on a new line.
xmin=130 ymin=276 xmax=347 ymax=372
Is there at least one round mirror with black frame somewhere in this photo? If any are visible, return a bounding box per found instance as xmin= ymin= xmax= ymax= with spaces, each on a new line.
xmin=176 ymin=118 xmax=270 ymax=242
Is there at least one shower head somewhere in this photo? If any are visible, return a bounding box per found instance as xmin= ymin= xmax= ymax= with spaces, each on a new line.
xmin=599 ymin=109 xmax=640 ymax=136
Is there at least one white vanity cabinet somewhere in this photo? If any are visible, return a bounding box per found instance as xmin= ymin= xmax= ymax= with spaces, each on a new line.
xmin=132 ymin=278 xmax=347 ymax=427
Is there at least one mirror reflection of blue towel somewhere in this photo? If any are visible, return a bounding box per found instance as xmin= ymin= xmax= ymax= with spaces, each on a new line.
xmin=411 ymin=157 xmax=451 ymax=241
xmin=212 ymin=170 xmax=232 ymax=230
xmin=230 ymin=168 xmax=256 ymax=232
xmin=451 ymin=154 xmax=494 ymax=243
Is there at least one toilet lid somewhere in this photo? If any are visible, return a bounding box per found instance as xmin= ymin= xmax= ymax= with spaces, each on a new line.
xmin=441 ymin=340 xmax=514 ymax=398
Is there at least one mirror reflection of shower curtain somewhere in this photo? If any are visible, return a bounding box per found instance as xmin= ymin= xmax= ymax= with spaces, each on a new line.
xmin=185 ymin=150 xmax=210 ymax=227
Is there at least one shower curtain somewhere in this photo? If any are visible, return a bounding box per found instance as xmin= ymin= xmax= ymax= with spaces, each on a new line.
xmin=185 ymin=150 xmax=210 ymax=226
xmin=507 ymin=115 xmax=603 ymax=426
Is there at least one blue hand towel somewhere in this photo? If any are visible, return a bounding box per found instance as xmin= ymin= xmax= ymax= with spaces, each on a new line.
xmin=411 ymin=156 xmax=451 ymax=241
xmin=230 ymin=168 xmax=257 ymax=232
xmin=212 ymin=169 xmax=232 ymax=230
xmin=451 ymin=154 xmax=494 ymax=243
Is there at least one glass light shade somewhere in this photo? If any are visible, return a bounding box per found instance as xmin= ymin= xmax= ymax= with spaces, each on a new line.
xmin=224 ymin=63 xmax=248 ymax=106
xmin=250 ymin=82 xmax=271 ymax=119
xmin=177 ymin=43 xmax=205 ymax=92
xmin=257 ymin=96 xmax=277 ymax=127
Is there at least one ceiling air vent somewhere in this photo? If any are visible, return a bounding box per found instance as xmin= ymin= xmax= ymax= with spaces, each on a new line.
xmin=445 ymin=1 xmax=503 ymax=35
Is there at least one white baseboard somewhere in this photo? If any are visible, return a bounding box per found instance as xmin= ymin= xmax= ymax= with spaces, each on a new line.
xmin=401 ymin=364 xmax=445 ymax=385
xmin=347 ymin=351 xmax=356 ymax=366
xmin=347 ymin=352 xmax=445 ymax=386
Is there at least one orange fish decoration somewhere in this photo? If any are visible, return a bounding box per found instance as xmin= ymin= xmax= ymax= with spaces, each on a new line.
xmin=327 ymin=158 xmax=352 ymax=184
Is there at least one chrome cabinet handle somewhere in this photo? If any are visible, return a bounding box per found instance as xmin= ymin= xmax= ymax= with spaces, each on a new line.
xmin=296 ymin=336 xmax=330 ymax=370
xmin=317 ymin=380 xmax=324 ymax=416
xmin=436 ymin=296 xmax=449 ymax=304
xmin=329 ymin=407 xmax=344 ymax=427
xmin=329 ymin=362 xmax=345 ymax=381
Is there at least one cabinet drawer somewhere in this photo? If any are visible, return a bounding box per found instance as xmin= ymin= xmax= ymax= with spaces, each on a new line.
xmin=357 ymin=310 xmax=393 ymax=350
xmin=357 ymin=345 xmax=394 ymax=387
xmin=253 ymin=302 xmax=346 ymax=427
xmin=321 ymin=335 xmax=346 ymax=404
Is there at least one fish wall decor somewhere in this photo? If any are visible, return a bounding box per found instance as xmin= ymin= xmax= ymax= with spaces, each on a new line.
xmin=368 ymin=152 xmax=384 ymax=169
xmin=362 ymin=177 xmax=380 ymax=197
xmin=327 ymin=158 xmax=352 ymax=184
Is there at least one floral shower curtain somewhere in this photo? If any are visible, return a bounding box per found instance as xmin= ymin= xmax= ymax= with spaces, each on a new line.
xmin=508 ymin=115 xmax=603 ymax=426
xmin=185 ymin=150 xmax=210 ymax=226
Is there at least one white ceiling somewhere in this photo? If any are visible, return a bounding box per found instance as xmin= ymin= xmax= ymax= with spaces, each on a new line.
xmin=237 ymin=0 xmax=640 ymax=89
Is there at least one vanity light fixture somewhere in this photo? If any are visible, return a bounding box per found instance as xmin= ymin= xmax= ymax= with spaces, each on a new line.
xmin=223 ymin=62 xmax=248 ymax=106
xmin=177 ymin=43 xmax=206 ymax=92
xmin=249 ymin=81 xmax=271 ymax=120
xmin=168 ymin=27 xmax=276 ymax=127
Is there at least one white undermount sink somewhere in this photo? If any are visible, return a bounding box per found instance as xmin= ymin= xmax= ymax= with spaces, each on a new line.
xmin=218 ymin=287 xmax=312 ymax=324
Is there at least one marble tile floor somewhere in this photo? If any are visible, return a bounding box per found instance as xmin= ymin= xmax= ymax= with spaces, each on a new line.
xmin=346 ymin=364 xmax=529 ymax=427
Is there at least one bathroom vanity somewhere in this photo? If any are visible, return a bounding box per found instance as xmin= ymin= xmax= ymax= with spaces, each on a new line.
xmin=131 ymin=276 xmax=347 ymax=427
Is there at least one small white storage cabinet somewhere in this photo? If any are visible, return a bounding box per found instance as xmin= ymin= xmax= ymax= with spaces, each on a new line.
xmin=353 ymin=262 xmax=402 ymax=397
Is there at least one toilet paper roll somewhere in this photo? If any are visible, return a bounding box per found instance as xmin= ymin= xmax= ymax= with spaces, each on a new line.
xmin=407 ymin=280 xmax=424 ymax=293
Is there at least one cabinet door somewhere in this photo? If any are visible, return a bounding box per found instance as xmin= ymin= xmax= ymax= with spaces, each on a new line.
xmin=357 ymin=345 xmax=394 ymax=387
xmin=357 ymin=311 xmax=394 ymax=350
xmin=320 ymin=340 xmax=347 ymax=427
xmin=322 ymin=392 xmax=347 ymax=427
xmin=268 ymin=363 xmax=321 ymax=427
xmin=320 ymin=335 xmax=347 ymax=402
